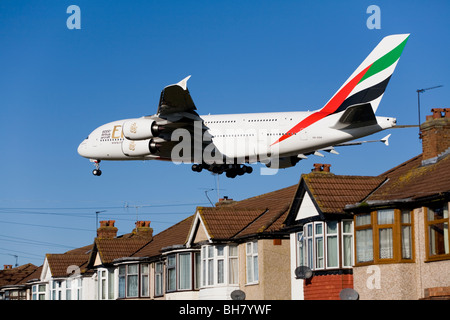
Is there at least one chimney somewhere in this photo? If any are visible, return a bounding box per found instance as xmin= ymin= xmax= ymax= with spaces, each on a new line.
xmin=312 ymin=163 xmax=332 ymax=172
xmin=4 ymin=265 xmax=12 ymax=270
xmin=420 ymin=108 xmax=450 ymax=162
xmin=215 ymin=196 xmax=235 ymax=207
xmin=133 ymin=221 xmax=153 ymax=240
xmin=97 ymin=220 xmax=118 ymax=239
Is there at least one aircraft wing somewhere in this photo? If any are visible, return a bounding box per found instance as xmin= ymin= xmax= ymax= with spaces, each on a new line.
xmin=157 ymin=76 xmax=198 ymax=116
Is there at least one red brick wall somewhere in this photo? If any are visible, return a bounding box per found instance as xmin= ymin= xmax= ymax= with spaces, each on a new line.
xmin=420 ymin=108 xmax=450 ymax=160
xmin=303 ymin=273 xmax=353 ymax=300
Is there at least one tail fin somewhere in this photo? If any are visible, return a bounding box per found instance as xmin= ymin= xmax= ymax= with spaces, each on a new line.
xmin=320 ymin=34 xmax=409 ymax=116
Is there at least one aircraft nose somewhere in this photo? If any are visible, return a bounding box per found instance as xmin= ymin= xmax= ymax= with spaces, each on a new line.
xmin=77 ymin=139 xmax=89 ymax=158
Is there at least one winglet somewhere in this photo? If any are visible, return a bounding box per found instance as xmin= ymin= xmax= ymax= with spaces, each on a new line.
xmin=176 ymin=75 xmax=191 ymax=90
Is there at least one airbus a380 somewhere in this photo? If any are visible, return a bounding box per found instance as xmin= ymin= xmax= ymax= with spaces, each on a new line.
xmin=78 ymin=34 xmax=409 ymax=178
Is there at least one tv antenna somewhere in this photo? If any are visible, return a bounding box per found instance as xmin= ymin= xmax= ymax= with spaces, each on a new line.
xmin=95 ymin=210 xmax=106 ymax=232
xmin=417 ymin=85 xmax=443 ymax=127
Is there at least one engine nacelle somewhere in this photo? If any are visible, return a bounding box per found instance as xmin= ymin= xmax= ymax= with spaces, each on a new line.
xmin=122 ymin=118 xmax=162 ymax=140
xmin=121 ymin=139 xmax=160 ymax=157
xmin=265 ymin=156 xmax=300 ymax=169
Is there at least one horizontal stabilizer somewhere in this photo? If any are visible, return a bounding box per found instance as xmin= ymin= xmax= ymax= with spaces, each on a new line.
xmin=332 ymin=103 xmax=377 ymax=129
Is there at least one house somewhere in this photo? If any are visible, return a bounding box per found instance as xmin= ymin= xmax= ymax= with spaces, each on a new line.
xmin=185 ymin=185 xmax=295 ymax=300
xmin=283 ymin=163 xmax=385 ymax=299
xmin=0 ymin=263 xmax=41 ymax=300
xmin=346 ymin=108 xmax=450 ymax=300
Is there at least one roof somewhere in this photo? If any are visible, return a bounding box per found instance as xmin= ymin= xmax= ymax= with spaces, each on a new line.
xmin=366 ymin=153 xmax=450 ymax=203
xmin=302 ymin=172 xmax=386 ymax=214
xmin=0 ymin=264 xmax=40 ymax=288
xmin=46 ymin=254 xmax=90 ymax=277
xmin=193 ymin=185 xmax=297 ymax=241
xmin=92 ymin=238 xmax=151 ymax=265
xmin=132 ymin=215 xmax=194 ymax=258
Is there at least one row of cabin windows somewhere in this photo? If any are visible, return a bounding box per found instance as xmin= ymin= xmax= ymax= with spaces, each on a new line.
xmin=204 ymin=119 xmax=280 ymax=125
xmin=354 ymin=202 xmax=449 ymax=265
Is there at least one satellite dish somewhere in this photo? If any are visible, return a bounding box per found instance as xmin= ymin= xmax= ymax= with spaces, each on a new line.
xmin=231 ymin=290 xmax=246 ymax=300
xmin=339 ymin=288 xmax=359 ymax=300
xmin=294 ymin=266 xmax=313 ymax=279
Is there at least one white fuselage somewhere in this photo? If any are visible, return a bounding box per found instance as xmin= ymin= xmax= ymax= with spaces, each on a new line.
xmin=77 ymin=110 xmax=396 ymax=164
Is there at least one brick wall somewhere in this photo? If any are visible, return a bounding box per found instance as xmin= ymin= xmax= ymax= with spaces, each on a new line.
xmin=420 ymin=108 xmax=450 ymax=160
xmin=303 ymin=273 xmax=353 ymax=300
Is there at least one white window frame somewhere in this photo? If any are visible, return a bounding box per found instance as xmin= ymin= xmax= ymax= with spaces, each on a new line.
xmin=301 ymin=220 xmax=353 ymax=271
xmin=154 ymin=262 xmax=164 ymax=297
xmin=246 ymin=241 xmax=259 ymax=284
xmin=201 ymin=244 xmax=238 ymax=287
xmin=341 ymin=219 xmax=354 ymax=268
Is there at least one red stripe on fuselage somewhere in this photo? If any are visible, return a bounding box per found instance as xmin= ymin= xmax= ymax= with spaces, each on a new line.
xmin=271 ymin=63 xmax=372 ymax=146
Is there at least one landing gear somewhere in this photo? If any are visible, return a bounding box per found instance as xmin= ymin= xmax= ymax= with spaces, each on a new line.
xmin=191 ymin=163 xmax=253 ymax=178
xmin=90 ymin=159 xmax=102 ymax=176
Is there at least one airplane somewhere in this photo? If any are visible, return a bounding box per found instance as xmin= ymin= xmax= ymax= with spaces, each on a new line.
xmin=78 ymin=34 xmax=409 ymax=178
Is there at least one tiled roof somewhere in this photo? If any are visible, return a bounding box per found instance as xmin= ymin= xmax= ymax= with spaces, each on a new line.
xmin=0 ymin=264 xmax=39 ymax=287
xmin=302 ymin=172 xmax=386 ymax=214
xmin=196 ymin=185 xmax=297 ymax=241
xmin=367 ymin=153 xmax=450 ymax=202
xmin=46 ymin=254 xmax=90 ymax=277
xmin=94 ymin=238 xmax=151 ymax=265
xmin=132 ymin=215 xmax=194 ymax=258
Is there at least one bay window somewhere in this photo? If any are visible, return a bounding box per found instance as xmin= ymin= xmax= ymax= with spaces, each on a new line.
xmin=117 ymin=263 xmax=150 ymax=299
xmin=201 ymin=245 xmax=239 ymax=287
xmin=297 ymin=220 xmax=353 ymax=271
xmin=354 ymin=209 xmax=415 ymax=265
xmin=165 ymin=251 xmax=199 ymax=293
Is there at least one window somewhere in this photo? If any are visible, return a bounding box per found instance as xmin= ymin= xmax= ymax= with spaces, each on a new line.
xmin=377 ymin=209 xmax=394 ymax=260
xmin=166 ymin=255 xmax=177 ymax=292
xmin=201 ymin=245 xmax=238 ymax=287
xmin=327 ymin=221 xmax=338 ymax=268
xmin=51 ymin=281 xmax=62 ymax=300
xmin=118 ymin=266 xmax=126 ymax=298
xmin=178 ymin=253 xmax=192 ymax=290
xmin=355 ymin=214 xmax=373 ymax=264
xmin=300 ymin=221 xmax=352 ymax=270
xmin=246 ymin=241 xmax=259 ymax=284
xmin=32 ymin=284 xmax=46 ymax=300
xmin=127 ymin=264 xmax=138 ymax=297
xmin=118 ymin=264 xmax=147 ymax=299
xmin=141 ymin=264 xmax=149 ymax=297
xmin=228 ymin=246 xmax=238 ymax=285
xmin=315 ymin=223 xmax=324 ymax=269
xmin=342 ymin=220 xmax=353 ymax=267
xmin=401 ymin=210 xmax=413 ymax=259
xmin=154 ymin=262 xmax=163 ymax=296
xmin=426 ymin=203 xmax=449 ymax=260
xmin=354 ymin=209 xmax=415 ymax=265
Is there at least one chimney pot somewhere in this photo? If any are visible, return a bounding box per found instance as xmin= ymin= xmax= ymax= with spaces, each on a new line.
xmin=323 ymin=164 xmax=331 ymax=172
xmin=133 ymin=221 xmax=153 ymax=239
xmin=313 ymin=163 xmax=323 ymax=172
xmin=97 ymin=220 xmax=118 ymax=239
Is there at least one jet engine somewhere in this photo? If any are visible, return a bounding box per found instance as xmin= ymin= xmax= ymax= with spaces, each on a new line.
xmin=122 ymin=118 xmax=162 ymax=140
xmin=121 ymin=138 xmax=160 ymax=157
xmin=265 ymin=156 xmax=300 ymax=169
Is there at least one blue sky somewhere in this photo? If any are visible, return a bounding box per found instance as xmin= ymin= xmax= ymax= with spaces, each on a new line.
xmin=0 ymin=0 xmax=449 ymax=266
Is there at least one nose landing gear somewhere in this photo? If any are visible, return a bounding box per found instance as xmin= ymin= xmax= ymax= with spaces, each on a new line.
xmin=90 ymin=159 xmax=102 ymax=176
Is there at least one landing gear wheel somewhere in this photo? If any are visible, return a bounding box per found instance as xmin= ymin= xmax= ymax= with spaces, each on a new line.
xmin=93 ymin=169 xmax=102 ymax=176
